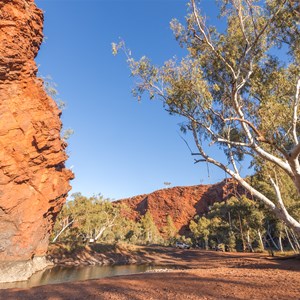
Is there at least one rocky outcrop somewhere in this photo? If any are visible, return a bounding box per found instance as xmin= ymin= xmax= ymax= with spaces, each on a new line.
xmin=0 ymin=0 xmax=73 ymax=282
xmin=118 ymin=179 xmax=243 ymax=235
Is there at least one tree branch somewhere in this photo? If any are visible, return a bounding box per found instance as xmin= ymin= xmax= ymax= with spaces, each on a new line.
xmin=190 ymin=0 xmax=237 ymax=79
xmin=292 ymin=77 xmax=300 ymax=145
xmin=52 ymin=219 xmax=74 ymax=243
xmin=269 ymin=176 xmax=300 ymax=228
xmin=223 ymin=117 xmax=264 ymax=139
xmin=190 ymin=119 xmax=300 ymax=233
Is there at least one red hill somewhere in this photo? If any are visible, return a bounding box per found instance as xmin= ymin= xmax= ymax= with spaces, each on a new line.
xmin=117 ymin=179 xmax=243 ymax=235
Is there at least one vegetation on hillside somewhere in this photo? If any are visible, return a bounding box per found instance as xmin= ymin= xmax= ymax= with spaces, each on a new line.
xmin=51 ymin=193 xmax=166 ymax=248
xmin=189 ymin=167 xmax=300 ymax=252
xmin=52 ymin=185 xmax=300 ymax=253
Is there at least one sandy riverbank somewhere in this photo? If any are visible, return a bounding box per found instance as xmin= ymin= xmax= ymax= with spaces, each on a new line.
xmin=0 ymin=247 xmax=299 ymax=300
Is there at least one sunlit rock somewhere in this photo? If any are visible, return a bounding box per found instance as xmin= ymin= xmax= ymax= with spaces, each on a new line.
xmin=0 ymin=0 xmax=73 ymax=282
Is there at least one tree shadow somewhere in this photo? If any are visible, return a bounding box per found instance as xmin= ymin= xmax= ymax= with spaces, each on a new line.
xmin=1 ymin=268 xmax=299 ymax=300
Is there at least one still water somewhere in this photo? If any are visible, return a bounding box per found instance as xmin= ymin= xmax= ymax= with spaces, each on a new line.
xmin=0 ymin=264 xmax=171 ymax=290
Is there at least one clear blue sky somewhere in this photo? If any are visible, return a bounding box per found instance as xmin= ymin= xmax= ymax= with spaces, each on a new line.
xmin=34 ymin=0 xmax=248 ymax=200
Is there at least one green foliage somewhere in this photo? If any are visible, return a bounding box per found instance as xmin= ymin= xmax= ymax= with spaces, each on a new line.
xmin=190 ymin=196 xmax=266 ymax=252
xmin=163 ymin=215 xmax=178 ymax=244
xmin=52 ymin=194 xmax=164 ymax=246
xmin=51 ymin=193 xmax=120 ymax=244
xmin=190 ymin=216 xmax=210 ymax=249
xmin=139 ymin=212 xmax=163 ymax=244
xmin=114 ymin=0 xmax=300 ymax=234
xmin=166 ymin=215 xmax=178 ymax=237
xmin=62 ymin=128 xmax=74 ymax=141
xmin=52 ymin=190 xmax=300 ymax=252
xmin=41 ymin=75 xmax=66 ymax=110
xmin=189 ymin=192 xmax=300 ymax=252
xmin=228 ymin=230 xmax=236 ymax=252
xmin=41 ymin=75 xmax=74 ymax=141
xmin=252 ymin=164 xmax=300 ymax=221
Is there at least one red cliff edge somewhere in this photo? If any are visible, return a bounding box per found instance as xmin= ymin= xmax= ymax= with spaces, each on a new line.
xmin=0 ymin=0 xmax=73 ymax=282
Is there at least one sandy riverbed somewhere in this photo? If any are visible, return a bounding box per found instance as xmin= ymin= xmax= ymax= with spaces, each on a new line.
xmin=0 ymin=247 xmax=299 ymax=300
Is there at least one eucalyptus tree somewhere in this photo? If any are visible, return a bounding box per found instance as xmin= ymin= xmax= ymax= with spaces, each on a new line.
xmin=191 ymin=196 xmax=265 ymax=251
xmin=113 ymin=0 xmax=300 ymax=234
xmin=52 ymin=193 xmax=119 ymax=243
xmin=139 ymin=211 xmax=162 ymax=244
xmin=252 ymin=164 xmax=300 ymax=250
xmin=164 ymin=215 xmax=178 ymax=241
xmin=190 ymin=216 xmax=210 ymax=249
xmin=217 ymin=196 xmax=265 ymax=251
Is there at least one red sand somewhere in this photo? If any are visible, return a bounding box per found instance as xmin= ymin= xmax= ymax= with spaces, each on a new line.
xmin=1 ymin=249 xmax=299 ymax=300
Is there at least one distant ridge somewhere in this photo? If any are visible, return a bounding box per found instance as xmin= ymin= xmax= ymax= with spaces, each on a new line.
xmin=117 ymin=179 xmax=244 ymax=235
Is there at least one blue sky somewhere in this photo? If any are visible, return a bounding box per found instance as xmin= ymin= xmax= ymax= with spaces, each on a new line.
xmin=34 ymin=0 xmax=245 ymax=200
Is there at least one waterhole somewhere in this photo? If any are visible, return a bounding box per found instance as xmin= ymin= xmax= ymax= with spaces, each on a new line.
xmin=0 ymin=264 xmax=183 ymax=290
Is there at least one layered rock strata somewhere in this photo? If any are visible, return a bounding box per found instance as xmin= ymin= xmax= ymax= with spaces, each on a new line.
xmin=0 ymin=0 xmax=73 ymax=282
xmin=118 ymin=179 xmax=244 ymax=235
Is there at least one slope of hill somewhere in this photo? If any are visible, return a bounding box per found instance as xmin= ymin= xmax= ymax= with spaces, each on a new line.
xmin=117 ymin=179 xmax=243 ymax=235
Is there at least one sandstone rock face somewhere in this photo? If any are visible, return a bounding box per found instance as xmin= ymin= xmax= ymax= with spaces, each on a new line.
xmin=118 ymin=180 xmax=242 ymax=235
xmin=0 ymin=0 xmax=73 ymax=282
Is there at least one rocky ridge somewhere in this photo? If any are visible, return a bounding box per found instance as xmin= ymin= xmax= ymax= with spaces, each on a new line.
xmin=0 ymin=0 xmax=73 ymax=282
xmin=118 ymin=179 xmax=243 ymax=235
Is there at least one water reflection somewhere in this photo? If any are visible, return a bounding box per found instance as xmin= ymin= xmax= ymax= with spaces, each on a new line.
xmin=0 ymin=264 xmax=168 ymax=290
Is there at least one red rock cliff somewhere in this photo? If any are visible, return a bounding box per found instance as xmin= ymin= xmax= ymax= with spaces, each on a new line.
xmin=118 ymin=179 xmax=242 ymax=235
xmin=0 ymin=0 xmax=73 ymax=281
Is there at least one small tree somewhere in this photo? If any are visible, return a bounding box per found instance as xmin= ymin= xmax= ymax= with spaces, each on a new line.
xmin=228 ymin=230 xmax=237 ymax=252
xmin=140 ymin=211 xmax=162 ymax=244
xmin=190 ymin=216 xmax=210 ymax=249
xmin=164 ymin=215 xmax=178 ymax=242
xmin=114 ymin=0 xmax=300 ymax=234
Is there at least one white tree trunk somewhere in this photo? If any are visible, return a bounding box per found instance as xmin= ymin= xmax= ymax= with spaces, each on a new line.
xmin=278 ymin=233 xmax=283 ymax=253
xmin=246 ymin=230 xmax=253 ymax=252
xmin=52 ymin=219 xmax=74 ymax=243
xmin=257 ymin=230 xmax=265 ymax=251
xmin=285 ymin=226 xmax=297 ymax=253
xmin=267 ymin=228 xmax=279 ymax=251
xmin=290 ymin=229 xmax=300 ymax=252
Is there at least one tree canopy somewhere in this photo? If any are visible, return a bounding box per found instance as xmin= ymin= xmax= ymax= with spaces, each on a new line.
xmin=113 ymin=0 xmax=300 ymax=234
